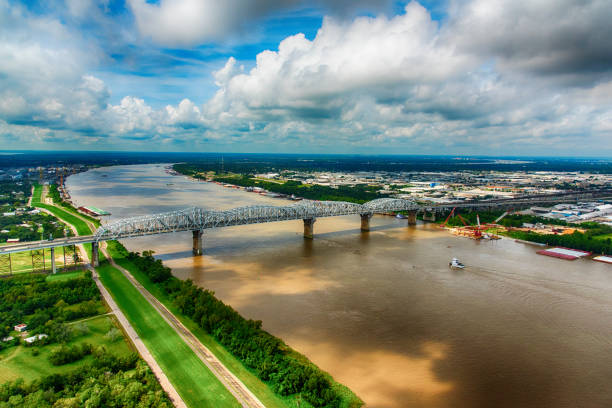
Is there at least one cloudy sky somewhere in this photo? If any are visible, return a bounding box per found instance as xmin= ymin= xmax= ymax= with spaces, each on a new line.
xmin=1 ymin=0 xmax=611 ymax=155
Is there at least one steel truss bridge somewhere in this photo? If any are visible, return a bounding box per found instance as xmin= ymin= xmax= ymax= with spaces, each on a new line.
xmin=94 ymin=198 xmax=419 ymax=241
xmin=1 ymin=188 xmax=611 ymax=272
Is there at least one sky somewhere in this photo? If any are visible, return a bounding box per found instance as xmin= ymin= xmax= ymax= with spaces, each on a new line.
xmin=0 ymin=0 xmax=611 ymax=156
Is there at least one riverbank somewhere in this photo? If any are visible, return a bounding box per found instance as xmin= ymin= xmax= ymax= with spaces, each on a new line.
xmin=173 ymin=164 xmax=383 ymax=204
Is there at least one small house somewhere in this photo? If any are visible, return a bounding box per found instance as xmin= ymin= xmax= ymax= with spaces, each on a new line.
xmin=14 ymin=323 xmax=27 ymax=332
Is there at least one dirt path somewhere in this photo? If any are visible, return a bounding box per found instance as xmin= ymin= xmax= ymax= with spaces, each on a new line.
xmin=100 ymin=245 xmax=266 ymax=408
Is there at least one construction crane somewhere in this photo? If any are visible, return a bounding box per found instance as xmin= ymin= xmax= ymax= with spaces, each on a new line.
xmin=440 ymin=207 xmax=470 ymax=228
xmin=440 ymin=207 xmax=456 ymax=228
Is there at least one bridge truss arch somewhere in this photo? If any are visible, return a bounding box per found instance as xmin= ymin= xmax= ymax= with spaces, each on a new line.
xmin=94 ymin=198 xmax=419 ymax=241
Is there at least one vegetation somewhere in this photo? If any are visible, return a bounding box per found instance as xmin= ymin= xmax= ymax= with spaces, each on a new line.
xmin=0 ymin=352 xmax=172 ymax=407
xmin=31 ymin=185 xmax=92 ymax=237
xmin=48 ymin=343 xmax=93 ymax=365
xmin=0 ymin=212 xmax=71 ymax=244
xmin=0 ymin=271 xmax=133 ymax=387
xmin=503 ymin=229 xmax=612 ymax=254
xmin=29 ymin=183 xmax=103 ymax=261
xmin=96 ymin=262 xmax=240 ymax=408
xmin=0 ymin=272 xmax=100 ymax=339
xmin=120 ymin=247 xmax=360 ymax=408
xmin=0 ymin=180 xmax=31 ymax=209
xmin=46 ymin=184 xmax=100 ymax=228
xmin=179 ymin=165 xmax=383 ymax=203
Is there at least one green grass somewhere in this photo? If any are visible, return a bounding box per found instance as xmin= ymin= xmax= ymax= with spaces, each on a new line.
xmin=106 ymin=241 xmax=363 ymax=408
xmin=97 ymin=262 xmax=239 ymax=408
xmin=0 ymin=247 xmax=82 ymax=275
xmin=0 ymin=315 xmax=132 ymax=384
xmin=594 ymin=233 xmax=612 ymax=241
xmin=46 ymin=270 xmax=87 ymax=282
xmin=32 ymin=185 xmax=92 ymax=236
xmin=30 ymin=184 xmax=106 ymax=262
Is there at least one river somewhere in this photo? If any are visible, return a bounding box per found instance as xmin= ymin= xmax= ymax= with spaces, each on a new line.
xmin=67 ymin=164 xmax=612 ymax=408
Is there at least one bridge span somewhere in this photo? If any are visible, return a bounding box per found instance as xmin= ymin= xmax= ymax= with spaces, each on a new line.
xmin=2 ymin=189 xmax=611 ymax=273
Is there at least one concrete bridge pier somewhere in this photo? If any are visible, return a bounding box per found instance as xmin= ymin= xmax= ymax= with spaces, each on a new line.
xmin=303 ymin=218 xmax=315 ymax=239
xmin=360 ymin=213 xmax=372 ymax=232
xmin=407 ymin=210 xmax=417 ymax=226
xmin=51 ymin=247 xmax=56 ymax=274
xmin=91 ymin=242 xmax=99 ymax=267
xmin=192 ymin=230 xmax=203 ymax=255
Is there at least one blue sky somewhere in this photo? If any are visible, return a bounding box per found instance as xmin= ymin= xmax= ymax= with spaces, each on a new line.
xmin=0 ymin=0 xmax=611 ymax=155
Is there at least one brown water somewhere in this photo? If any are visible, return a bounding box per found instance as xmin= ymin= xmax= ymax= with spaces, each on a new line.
xmin=67 ymin=164 xmax=612 ymax=408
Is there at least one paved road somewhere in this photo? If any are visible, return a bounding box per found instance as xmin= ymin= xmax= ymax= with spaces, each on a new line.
xmin=101 ymin=244 xmax=266 ymax=408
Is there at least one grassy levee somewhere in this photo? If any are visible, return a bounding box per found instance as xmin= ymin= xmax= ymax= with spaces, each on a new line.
xmin=96 ymin=262 xmax=240 ymax=408
xmin=31 ymin=184 xmax=103 ymax=261
xmin=106 ymin=240 xmax=363 ymax=408
xmin=31 ymin=185 xmax=92 ymax=236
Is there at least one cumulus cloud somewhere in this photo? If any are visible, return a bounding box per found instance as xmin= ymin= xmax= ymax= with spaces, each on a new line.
xmin=207 ymin=2 xmax=471 ymax=117
xmin=127 ymin=0 xmax=392 ymax=46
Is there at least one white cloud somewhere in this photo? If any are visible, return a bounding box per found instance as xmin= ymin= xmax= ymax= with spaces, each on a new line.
xmin=127 ymin=0 xmax=393 ymax=47
xmin=207 ymin=3 xmax=472 ymax=118
xmin=165 ymin=99 xmax=205 ymax=127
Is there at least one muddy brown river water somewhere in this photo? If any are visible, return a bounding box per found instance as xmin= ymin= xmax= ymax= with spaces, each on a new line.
xmin=67 ymin=164 xmax=612 ymax=408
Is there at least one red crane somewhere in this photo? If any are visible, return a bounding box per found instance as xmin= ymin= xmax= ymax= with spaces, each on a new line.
xmin=441 ymin=207 xmax=470 ymax=227
xmin=440 ymin=207 xmax=456 ymax=228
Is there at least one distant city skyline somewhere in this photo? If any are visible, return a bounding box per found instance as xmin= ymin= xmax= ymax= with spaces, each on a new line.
xmin=1 ymin=0 xmax=611 ymax=155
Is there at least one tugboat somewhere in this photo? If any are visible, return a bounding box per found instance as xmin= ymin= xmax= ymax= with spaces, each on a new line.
xmin=449 ymin=257 xmax=465 ymax=269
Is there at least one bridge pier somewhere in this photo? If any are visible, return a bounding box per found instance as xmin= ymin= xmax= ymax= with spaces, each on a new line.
xmin=303 ymin=218 xmax=315 ymax=239
xmin=360 ymin=214 xmax=372 ymax=232
xmin=91 ymin=242 xmax=99 ymax=267
xmin=407 ymin=210 xmax=417 ymax=226
xmin=192 ymin=230 xmax=203 ymax=255
xmin=51 ymin=247 xmax=56 ymax=274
